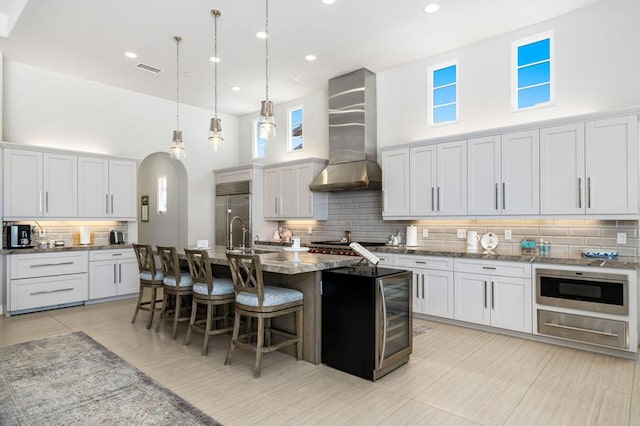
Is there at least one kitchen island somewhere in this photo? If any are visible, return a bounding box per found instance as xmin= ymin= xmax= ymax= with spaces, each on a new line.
xmin=179 ymin=246 xmax=361 ymax=365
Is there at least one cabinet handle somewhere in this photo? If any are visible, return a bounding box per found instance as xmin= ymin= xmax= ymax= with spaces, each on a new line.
xmin=415 ymin=261 xmax=427 ymax=264
xmin=483 ymin=281 xmax=487 ymax=308
xmin=106 ymin=194 xmax=109 ymax=214
xmin=119 ymin=264 xmax=122 ymax=283
xmin=275 ymin=196 xmax=278 ymax=215
xmin=111 ymin=194 xmax=114 ymax=214
xmin=415 ymin=278 xmax=419 ymax=299
xmin=502 ymin=182 xmax=506 ymax=210
xmin=421 ymin=275 xmax=425 ymax=300
xmin=482 ymin=266 xmax=496 ymax=270
xmin=114 ymin=264 xmax=117 ymax=284
xmin=437 ymin=187 xmax=441 ymax=211
xmin=31 ymin=287 xmax=74 ymax=295
xmin=587 ymin=177 xmax=591 ymax=208
xmin=431 ymin=187 xmax=435 ymax=211
xmin=112 ymin=253 xmax=123 ymax=256
xmin=578 ymin=177 xmax=582 ymax=208
xmin=495 ymin=183 xmax=499 ymax=210
xmin=491 ymin=281 xmax=495 ymax=309
xmin=45 ymin=192 xmax=49 ymax=213
xmin=542 ymin=322 xmax=619 ymax=338
xmin=30 ymin=261 xmax=74 ymax=267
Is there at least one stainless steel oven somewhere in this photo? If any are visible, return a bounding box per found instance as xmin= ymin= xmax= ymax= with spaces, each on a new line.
xmin=536 ymin=268 xmax=629 ymax=349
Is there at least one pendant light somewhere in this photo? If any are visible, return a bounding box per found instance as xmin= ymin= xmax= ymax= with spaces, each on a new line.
xmin=208 ymin=9 xmax=224 ymax=151
xmin=258 ymin=0 xmax=276 ymax=139
xmin=169 ymin=35 xmax=185 ymax=160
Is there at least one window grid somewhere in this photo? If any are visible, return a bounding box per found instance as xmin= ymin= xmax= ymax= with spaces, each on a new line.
xmin=428 ymin=61 xmax=458 ymax=126
xmin=288 ymin=106 xmax=303 ymax=152
xmin=513 ymin=32 xmax=553 ymax=111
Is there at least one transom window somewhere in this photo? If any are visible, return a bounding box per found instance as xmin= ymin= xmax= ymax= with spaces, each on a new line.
xmin=254 ymin=119 xmax=266 ymax=159
xmin=513 ymin=32 xmax=554 ymax=110
xmin=428 ymin=60 xmax=458 ymax=126
xmin=288 ymin=106 xmax=303 ymax=151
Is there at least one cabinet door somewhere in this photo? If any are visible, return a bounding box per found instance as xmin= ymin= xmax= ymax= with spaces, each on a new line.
xmin=279 ymin=166 xmax=297 ymax=217
xmin=540 ymin=124 xmax=585 ymax=214
xmin=43 ymin=153 xmax=78 ymax=217
xmin=490 ymin=276 xmax=532 ymax=333
xmin=117 ymin=258 xmax=140 ymax=295
xmin=89 ymin=260 xmax=118 ymax=299
xmin=3 ymin=149 xmax=43 ymax=217
xmin=382 ymin=149 xmax=410 ymax=217
xmin=295 ymin=164 xmax=314 ymax=217
xmin=437 ymin=140 xmax=467 ymax=215
xmin=109 ymin=160 xmax=137 ymax=219
xmin=78 ymin=157 xmax=110 ymax=217
xmin=501 ymin=130 xmax=540 ymax=215
xmin=454 ymin=272 xmax=490 ymax=326
xmin=264 ymin=168 xmax=280 ymax=218
xmin=585 ymin=115 xmax=638 ymax=215
xmin=410 ymin=145 xmax=437 ymax=216
xmin=424 ymin=269 xmax=454 ymax=319
xmin=468 ymin=136 xmax=501 ymax=216
xmin=410 ymin=268 xmax=424 ymax=314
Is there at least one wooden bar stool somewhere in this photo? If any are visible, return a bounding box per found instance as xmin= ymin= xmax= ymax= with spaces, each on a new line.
xmin=183 ymin=249 xmax=235 ymax=356
xmin=131 ymin=244 xmax=164 ymax=329
xmin=225 ymin=253 xmax=303 ymax=378
xmin=156 ymin=246 xmax=193 ymax=339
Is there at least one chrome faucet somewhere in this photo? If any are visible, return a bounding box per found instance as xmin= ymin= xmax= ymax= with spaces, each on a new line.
xmin=344 ymin=230 xmax=352 ymax=243
xmin=229 ymin=216 xmax=246 ymax=250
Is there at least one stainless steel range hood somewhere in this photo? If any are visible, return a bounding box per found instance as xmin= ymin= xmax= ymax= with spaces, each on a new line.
xmin=310 ymin=68 xmax=381 ymax=191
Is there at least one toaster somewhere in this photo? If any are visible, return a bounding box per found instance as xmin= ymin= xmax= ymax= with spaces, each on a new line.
xmin=109 ymin=230 xmax=125 ymax=244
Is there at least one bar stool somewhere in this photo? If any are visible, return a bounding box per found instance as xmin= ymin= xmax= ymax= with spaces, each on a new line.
xmin=225 ymin=253 xmax=303 ymax=378
xmin=156 ymin=246 xmax=193 ymax=339
xmin=183 ymin=249 xmax=235 ymax=356
xmin=131 ymin=244 xmax=164 ymax=329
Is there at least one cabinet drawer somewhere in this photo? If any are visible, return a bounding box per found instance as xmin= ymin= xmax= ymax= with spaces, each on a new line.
xmin=11 ymin=251 xmax=89 ymax=279
xmin=396 ymin=254 xmax=453 ymax=271
xmin=11 ymin=274 xmax=88 ymax=311
xmin=454 ymin=259 xmax=531 ymax=278
xmin=370 ymin=252 xmax=395 ymax=266
xmin=89 ymin=249 xmax=135 ymax=262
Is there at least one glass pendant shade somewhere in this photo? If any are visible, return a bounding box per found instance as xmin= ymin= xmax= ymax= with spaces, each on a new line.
xmin=170 ymin=130 xmax=185 ymax=160
xmin=258 ymin=100 xmax=276 ymax=139
xmin=208 ymin=117 xmax=224 ymax=151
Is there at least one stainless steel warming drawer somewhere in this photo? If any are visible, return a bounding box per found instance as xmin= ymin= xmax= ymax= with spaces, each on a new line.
xmin=537 ymin=310 xmax=628 ymax=349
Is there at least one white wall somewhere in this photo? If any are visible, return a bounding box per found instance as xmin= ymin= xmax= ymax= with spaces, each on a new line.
xmin=2 ymin=60 xmax=240 ymax=245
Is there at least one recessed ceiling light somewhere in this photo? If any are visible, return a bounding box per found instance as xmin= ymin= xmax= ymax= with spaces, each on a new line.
xmin=256 ymin=31 xmax=268 ymax=39
xmin=210 ymin=56 xmax=221 ymax=63
xmin=124 ymin=51 xmax=138 ymax=59
xmin=423 ymin=3 xmax=441 ymax=14
xmin=231 ymin=86 xmax=242 ymax=92
xmin=291 ymin=78 xmax=300 ymax=85
xmin=305 ymin=54 xmax=317 ymax=62
xmin=321 ymin=0 xmax=336 ymax=5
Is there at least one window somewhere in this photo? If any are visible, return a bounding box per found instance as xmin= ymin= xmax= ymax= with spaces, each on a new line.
xmin=288 ymin=106 xmax=303 ymax=151
xmin=157 ymin=176 xmax=167 ymax=213
xmin=513 ymin=32 xmax=553 ymax=110
xmin=428 ymin=60 xmax=458 ymax=126
xmin=254 ymin=119 xmax=266 ymax=158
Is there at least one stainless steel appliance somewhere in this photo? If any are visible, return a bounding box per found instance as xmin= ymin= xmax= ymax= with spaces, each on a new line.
xmin=307 ymin=240 xmax=386 ymax=256
xmin=6 ymin=225 xmax=34 ymax=248
xmin=322 ymin=266 xmax=412 ymax=380
xmin=215 ymin=181 xmax=251 ymax=250
xmin=536 ymin=268 xmax=630 ymax=349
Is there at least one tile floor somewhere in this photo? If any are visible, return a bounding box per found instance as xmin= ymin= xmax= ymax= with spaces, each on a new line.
xmin=1 ymin=298 xmax=639 ymax=425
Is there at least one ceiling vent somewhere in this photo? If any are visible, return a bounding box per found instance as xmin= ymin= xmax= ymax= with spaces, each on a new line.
xmin=135 ymin=63 xmax=163 ymax=74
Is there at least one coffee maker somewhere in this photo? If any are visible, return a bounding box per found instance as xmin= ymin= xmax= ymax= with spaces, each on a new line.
xmin=6 ymin=225 xmax=34 ymax=248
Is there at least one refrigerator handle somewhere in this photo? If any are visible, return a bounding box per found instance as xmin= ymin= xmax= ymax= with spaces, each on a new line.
xmin=378 ymin=279 xmax=387 ymax=368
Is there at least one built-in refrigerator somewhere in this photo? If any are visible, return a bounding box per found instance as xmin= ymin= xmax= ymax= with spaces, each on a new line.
xmin=215 ymin=181 xmax=251 ymax=249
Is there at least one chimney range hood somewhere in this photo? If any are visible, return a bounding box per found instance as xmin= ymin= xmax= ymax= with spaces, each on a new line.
xmin=310 ymin=68 xmax=381 ymax=191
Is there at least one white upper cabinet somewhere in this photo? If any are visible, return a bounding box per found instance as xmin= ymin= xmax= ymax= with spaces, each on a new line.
xmin=382 ymin=149 xmax=410 ymax=217
xmin=3 ymin=149 xmax=77 ymax=218
xmin=437 ymin=140 xmax=467 ymax=215
xmin=541 ymin=115 xmax=638 ymax=216
xmin=468 ymin=129 xmax=539 ymax=216
xmin=263 ymin=160 xmax=328 ymax=220
xmin=409 ymin=145 xmax=436 ymax=216
xmin=78 ymin=157 xmax=137 ymax=220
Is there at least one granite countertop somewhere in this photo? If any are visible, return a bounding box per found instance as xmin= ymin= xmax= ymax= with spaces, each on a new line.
xmin=1 ymin=244 xmax=134 ymax=255
xmin=369 ymin=245 xmax=640 ymax=270
xmin=181 ymin=246 xmax=361 ymax=275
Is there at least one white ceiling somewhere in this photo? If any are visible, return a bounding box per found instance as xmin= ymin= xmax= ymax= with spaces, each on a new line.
xmin=0 ymin=0 xmax=600 ymax=116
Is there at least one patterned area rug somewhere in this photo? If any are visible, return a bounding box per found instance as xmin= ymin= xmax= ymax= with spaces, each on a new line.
xmin=0 ymin=332 xmax=220 ymax=425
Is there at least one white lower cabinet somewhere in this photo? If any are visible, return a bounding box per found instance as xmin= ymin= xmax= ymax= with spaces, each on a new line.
xmin=89 ymin=249 xmax=139 ymax=299
xmin=8 ymin=251 xmax=89 ymax=314
xmin=396 ymin=254 xmax=454 ymax=319
xmin=453 ymin=259 xmax=532 ymax=333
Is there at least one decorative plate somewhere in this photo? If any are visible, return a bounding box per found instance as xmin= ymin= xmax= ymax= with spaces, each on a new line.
xmin=480 ymin=232 xmax=499 ymax=250
xmin=581 ymin=249 xmax=619 ymax=258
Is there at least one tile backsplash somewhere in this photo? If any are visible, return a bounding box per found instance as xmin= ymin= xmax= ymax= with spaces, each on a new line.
xmin=3 ymin=221 xmax=129 ymax=247
xmin=283 ymin=191 xmax=639 ymax=256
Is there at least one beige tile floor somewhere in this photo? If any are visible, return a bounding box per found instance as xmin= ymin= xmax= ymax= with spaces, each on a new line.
xmin=1 ymin=298 xmax=639 ymax=425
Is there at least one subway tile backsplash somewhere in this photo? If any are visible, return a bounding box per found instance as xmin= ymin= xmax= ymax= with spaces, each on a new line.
xmin=282 ymin=191 xmax=639 ymax=256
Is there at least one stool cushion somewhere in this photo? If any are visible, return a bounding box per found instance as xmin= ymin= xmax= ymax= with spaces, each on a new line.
xmin=140 ymin=269 xmax=164 ymax=281
xmin=163 ymin=272 xmax=193 ymax=287
xmin=237 ymin=286 xmax=303 ymax=307
xmin=193 ymin=277 xmax=234 ymax=296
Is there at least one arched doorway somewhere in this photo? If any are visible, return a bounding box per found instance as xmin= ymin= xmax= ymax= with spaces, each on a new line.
xmin=138 ymin=152 xmax=188 ymax=247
